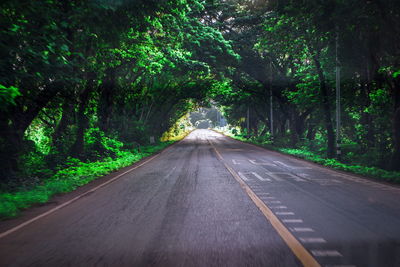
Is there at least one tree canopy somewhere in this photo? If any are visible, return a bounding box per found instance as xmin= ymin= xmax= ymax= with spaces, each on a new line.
xmin=1 ymin=0 xmax=399 ymax=187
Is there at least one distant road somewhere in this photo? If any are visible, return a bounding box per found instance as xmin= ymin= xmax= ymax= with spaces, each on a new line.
xmin=1 ymin=129 xmax=400 ymax=267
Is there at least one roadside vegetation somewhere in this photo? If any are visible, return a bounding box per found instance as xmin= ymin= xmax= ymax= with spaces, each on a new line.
xmin=0 ymin=140 xmax=174 ymax=219
xmin=206 ymin=1 xmax=400 ymax=175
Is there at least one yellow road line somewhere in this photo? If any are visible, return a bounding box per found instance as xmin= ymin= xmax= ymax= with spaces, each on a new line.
xmin=208 ymin=140 xmax=321 ymax=267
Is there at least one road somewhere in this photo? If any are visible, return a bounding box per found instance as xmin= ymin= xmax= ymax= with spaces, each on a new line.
xmin=1 ymin=129 xmax=400 ymax=267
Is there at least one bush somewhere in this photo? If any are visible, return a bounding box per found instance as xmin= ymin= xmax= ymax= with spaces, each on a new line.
xmin=0 ymin=141 xmax=174 ymax=220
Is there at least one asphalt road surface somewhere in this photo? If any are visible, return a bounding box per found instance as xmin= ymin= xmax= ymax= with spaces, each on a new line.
xmin=1 ymin=129 xmax=400 ymax=267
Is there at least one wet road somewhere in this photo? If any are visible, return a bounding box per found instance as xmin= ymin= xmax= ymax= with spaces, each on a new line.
xmin=1 ymin=129 xmax=400 ymax=267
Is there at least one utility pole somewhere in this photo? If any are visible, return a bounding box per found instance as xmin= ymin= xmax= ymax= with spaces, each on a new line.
xmin=335 ymin=27 xmax=341 ymax=160
xmin=270 ymin=62 xmax=274 ymax=143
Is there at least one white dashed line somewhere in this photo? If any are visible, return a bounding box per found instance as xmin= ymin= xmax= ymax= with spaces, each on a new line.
xmin=282 ymin=219 xmax=303 ymax=223
xmin=265 ymin=171 xmax=306 ymax=182
xmin=270 ymin=206 xmax=288 ymax=209
xmin=265 ymin=172 xmax=283 ymax=181
xmin=299 ymin=237 xmax=326 ymax=243
xmin=267 ymin=200 xmax=282 ymax=204
xmin=311 ymin=250 xmax=342 ymax=257
xmin=273 ymin=161 xmax=312 ymax=169
xmin=251 ymin=171 xmax=271 ymax=181
xmin=290 ymin=227 xmax=314 ymax=232
xmin=249 ymin=159 xmax=276 ymax=166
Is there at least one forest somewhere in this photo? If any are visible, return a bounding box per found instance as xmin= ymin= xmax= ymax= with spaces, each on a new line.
xmin=1 ymin=0 xmax=399 ymax=217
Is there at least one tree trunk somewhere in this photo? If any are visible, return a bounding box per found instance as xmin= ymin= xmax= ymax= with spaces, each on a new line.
xmin=313 ymin=54 xmax=335 ymax=158
xmin=98 ymin=69 xmax=116 ymax=133
xmin=70 ymin=73 xmax=95 ymax=158
xmin=391 ymin=78 xmax=400 ymax=170
xmin=306 ymin=123 xmax=317 ymax=141
xmin=391 ymin=107 xmax=400 ymax=170
xmin=52 ymin=100 xmax=74 ymax=153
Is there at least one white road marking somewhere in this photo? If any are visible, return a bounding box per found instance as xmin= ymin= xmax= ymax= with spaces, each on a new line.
xmin=311 ymin=250 xmax=342 ymax=257
xmin=276 ymin=212 xmax=295 ymax=215
xmin=299 ymin=237 xmax=326 ymax=243
xmin=290 ymin=227 xmax=314 ymax=232
xmin=251 ymin=171 xmax=271 ymax=181
xmin=265 ymin=171 xmax=283 ymax=181
xmin=238 ymin=172 xmax=249 ymax=181
xmin=267 ymin=200 xmax=282 ymax=204
xmin=265 ymin=171 xmax=306 ymax=182
xmin=282 ymin=219 xmax=303 ymax=223
xmin=249 ymin=159 xmax=276 ymax=166
xmin=232 ymin=159 xmax=240 ymax=165
xmin=262 ymin=196 xmax=276 ymax=199
xmin=274 ymin=161 xmax=312 ymax=169
xmin=271 ymin=206 xmax=288 ymax=209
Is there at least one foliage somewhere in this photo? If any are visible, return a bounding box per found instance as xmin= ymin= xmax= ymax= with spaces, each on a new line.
xmin=0 ymin=141 xmax=174 ymax=219
xmin=0 ymin=84 xmax=20 ymax=109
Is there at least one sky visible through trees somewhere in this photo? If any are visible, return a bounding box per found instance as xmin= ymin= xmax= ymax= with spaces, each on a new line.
xmin=1 ymin=0 xmax=400 ymax=194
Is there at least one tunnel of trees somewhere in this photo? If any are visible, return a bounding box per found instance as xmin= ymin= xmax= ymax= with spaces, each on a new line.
xmin=1 ymin=0 xmax=400 ymax=192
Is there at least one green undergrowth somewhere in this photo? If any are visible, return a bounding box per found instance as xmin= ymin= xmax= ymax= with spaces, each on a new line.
xmin=0 ymin=142 xmax=173 ymax=220
xmin=220 ymin=131 xmax=400 ymax=184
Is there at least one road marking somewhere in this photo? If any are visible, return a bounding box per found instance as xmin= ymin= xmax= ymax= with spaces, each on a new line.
xmin=265 ymin=171 xmax=306 ymax=182
xmin=276 ymin=212 xmax=295 ymax=215
xmin=299 ymin=237 xmax=326 ymax=244
xmin=274 ymin=161 xmax=312 ymax=169
xmin=262 ymin=196 xmax=276 ymax=199
xmin=282 ymin=219 xmax=303 ymax=223
xmin=0 ymin=150 xmax=165 ymax=240
xmin=251 ymin=171 xmax=271 ymax=181
xmin=238 ymin=172 xmax=250 ymax=181
xmin=232 ymin=159 xmax=240 ymax=165
xmin=290 ymin=227 xmax=314 ymax=232
xmin=271 ymin=206 xmax=288 ymax=209
xmin=311 ymin=250 xmax=342 ymax=257
xmin=209 ymin=139 xmax=321 ymax=267
xmin=265 ymin=172 xmax=283 ymax=181
xmin=249 ymin=159 xmax=276 ymax=166
xmin=267 ymin=200 xmax=282 ymax=204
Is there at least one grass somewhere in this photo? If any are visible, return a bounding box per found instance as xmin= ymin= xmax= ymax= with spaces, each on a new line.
xmin=218 ymin=130 xmax=400 ymax=184
xmin=0 ymin=141 xmax=175 ymax=220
